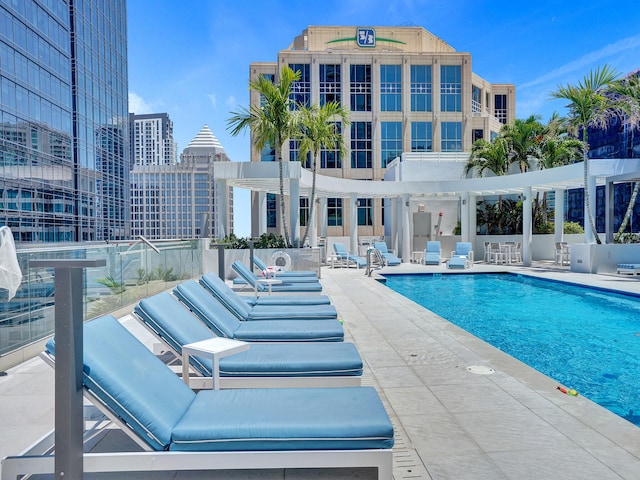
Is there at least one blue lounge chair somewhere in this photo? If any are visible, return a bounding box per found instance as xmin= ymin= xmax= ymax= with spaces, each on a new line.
xmin=253 ymin=256 xmax=318 ymax=279
xmin=177 ymin=279 xmax=337 ymax=321
xmin=451 ymin=242 xmax=474 ymax=263
xmin=373 ymin=241 xmax=401 ymax=266
xmin=132 ymin=292 xmax=362 ymax=388
xmin=144 ymin=290 xmax=343 ymax=342
xmin=232 ymin=261 xmax=323 ymax=292
xmin=424 ymin=241 xmax=441 ymax=265
xmin=17 ymin=314 xmax=392 ymax=479
xmin=333 ymin=242 xmax=367 ymax=268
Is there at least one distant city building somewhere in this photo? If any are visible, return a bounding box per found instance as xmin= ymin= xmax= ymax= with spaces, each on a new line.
xmin=249 ymin=26 xmax=515 ymax=239
xmin=130 ymin=126 xmax=233 ymax=239
xmin=0 ymin=0 xmax=129 ymax=242
xmin=129 ymin=113 xmax=178 ymax=167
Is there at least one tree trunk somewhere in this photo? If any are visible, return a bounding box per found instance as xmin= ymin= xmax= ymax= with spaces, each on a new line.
xmin=276 ymin=149 xmax=291 ymax=247
xmin=300 ymin=154 xmax=318 ymax=247
xmin=615 ymin=181 xmax=640 ymax=242
xmin=582 ymin=140 xmax=601 ymax=244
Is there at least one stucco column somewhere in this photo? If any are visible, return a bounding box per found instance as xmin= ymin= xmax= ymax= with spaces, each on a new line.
xmin=391 ymin=197 xmax=399 ymax=253
xmin=460 ymin=192 xmax=470 ymax=242
xmin=468 ymin=194 xmax=477 ymax=245
xmin=584 ymin=175 xmax=597 ymax=244
xmin=554 ymin=188 xmax=565 ymax=243
xmin=258 ymin=191 xmax=267 ymax=235
xmin=605 ymin=180 xmax=614 ymax=244
xmin=215 ymin=179 xmax=228 ymax=239
xmin=402 ymin=194 xmax=410 ymax=262
xmin=350 ymin=194 xmax=358 ymax=254
xmin=319 ymin=197 xmax=328 ymax=239
xmin=522 ymin=186 xmax=533 ymax=266
xmin=308 ymin=199 xmax=318 ymax=248
xmin=289 ymin=179 xmax=300 ymax=247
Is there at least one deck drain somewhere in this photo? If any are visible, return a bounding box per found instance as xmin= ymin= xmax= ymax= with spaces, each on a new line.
xmin=467 ymin=365 xmax=495 ymax=375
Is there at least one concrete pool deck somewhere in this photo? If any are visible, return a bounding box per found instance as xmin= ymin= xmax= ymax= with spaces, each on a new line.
xmin=2 ymin=260 xmax=640 ymax=479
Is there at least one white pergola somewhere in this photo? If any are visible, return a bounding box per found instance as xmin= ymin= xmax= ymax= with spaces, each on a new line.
xmin=212 ymin=158 xmax=640 ymax=266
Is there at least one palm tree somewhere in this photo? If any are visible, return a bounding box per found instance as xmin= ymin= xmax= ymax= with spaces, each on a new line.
xmin=500 ymin=114 xmax=545 ymax=172
xmin=293 ymin=101 xmax=350 ymax=247
xmin=608 ymin=72 xmax=640 ymax=241
xmin=227 ymin=66 xmax=301 ymax=246
xmin=550 ymin=65 xmax=620 ymax=244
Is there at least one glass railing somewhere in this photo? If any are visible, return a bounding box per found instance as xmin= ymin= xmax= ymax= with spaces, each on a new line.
xmin=0 ymin=238 xmax=203 ymax=358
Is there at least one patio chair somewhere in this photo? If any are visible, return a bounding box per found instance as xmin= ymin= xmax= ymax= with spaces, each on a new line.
xmin=616 ymin=263 xmax=640 ymax=275
xmin=253 ymin=256 xmax=318 ymax=279
xmin=373 ymin=241 xmax=401 ymax=266
xmin=200 ymin=272 xmax=331 ymax=307
xmin=424 ymin=241 xmax=441 ymax=265
xmin=555 ymin=242 xmax=570 ymax=266
xmin=154 ymin=288 xmax=344 ymax=342
xmin=451 ymin=242 xmax=474 ymax=264
xmin=232 ymin=261 xmax=323 ymax=293
xmin=132 ymin=292 xmax=362 ymax=388
xmin=332 ymin=242 xmax=367 ymax=268
xmin=177 ymin=279 xmax=338 ymax=322
xmin=6 ymin=314 xmax=393 ymax=479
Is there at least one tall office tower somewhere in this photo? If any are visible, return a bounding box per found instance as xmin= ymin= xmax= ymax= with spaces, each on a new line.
xmin=129 ymin=113 xmax=178 ymax=167
xmin=0 ymin=0 xmax=129 ymax=242
xmin=130 ymin=125 xmax=233 ymax=239
xmin=249 ymin=26 xmax=515 ymax=239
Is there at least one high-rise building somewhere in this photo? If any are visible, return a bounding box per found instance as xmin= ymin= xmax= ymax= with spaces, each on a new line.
xmin=129 ymin=113 xmax=178 ymax=167
xmin=130 ymin=125 xmax=233 ymax=239
xmin=0 ymin=0 xmax=130 ymax=243
xmin=248 ymin=26 xmax=515 ymax=239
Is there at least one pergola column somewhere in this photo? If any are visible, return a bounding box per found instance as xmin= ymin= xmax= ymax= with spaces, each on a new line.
xmin=460 ymin=192 xmax=470 ymax=242
xmin=468 ymin=193 xmax=477 ymax=245
xmin=215 ymin=179 xmax=228 ymax=239
xmin=319 ymin=197 xmax=328 ymax=239
xmin=257 ymin=191 xmax=267 ymax=235
xmin=522 ymin=186 xmax=533 ymax=266
xmin=391 ymin=197 xmax=399 ymax=253
xmin=401 ymin=194 xmax=410 ymax=262
xmin=605 ymin=180 xmax=614 ymax=244
xmin=289 ymin=178 xmax=300 ymax=247
xmin=554 ymin=188 xmax=565 ymax=243
xmin=350 ymin=194 xmax=358 ymax=254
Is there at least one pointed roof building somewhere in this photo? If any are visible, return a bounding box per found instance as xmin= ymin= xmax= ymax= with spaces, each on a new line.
xmin=182 ymin=125 xmax=229 ymax=161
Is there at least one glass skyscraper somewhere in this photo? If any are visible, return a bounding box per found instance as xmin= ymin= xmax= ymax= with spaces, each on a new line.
xmin=0 ymin=0 xmax=129 ymax=243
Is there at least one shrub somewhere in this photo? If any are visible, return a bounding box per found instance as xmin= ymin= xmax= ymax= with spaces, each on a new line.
xmin=563 ymin=222 xmax=584 ymax=234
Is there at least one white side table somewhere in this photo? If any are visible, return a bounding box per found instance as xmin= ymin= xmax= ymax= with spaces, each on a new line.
xmin=182 ymin=337 xmax=250 ymax=390
xmin=255 ymin=278 xmax=282 ymax=296
xmin=411 ymin=251 xmax=424 ymax=264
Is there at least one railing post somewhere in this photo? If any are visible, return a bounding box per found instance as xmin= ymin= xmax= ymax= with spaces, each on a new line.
xmin=210 ymin=244 xmax=230 ymax=279
xmin=29 ymin=259 xmax=106 ymax=480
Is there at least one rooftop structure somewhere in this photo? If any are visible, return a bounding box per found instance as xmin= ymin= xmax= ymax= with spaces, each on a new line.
xmin=129 ymin=113 xmax=178 ymax=167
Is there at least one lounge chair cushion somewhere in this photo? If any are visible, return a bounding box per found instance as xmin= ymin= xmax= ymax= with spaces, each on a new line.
xmin=232 ymin=261 xmax=323 ymax=292
xmin=332 ymin=243 xmax=367 ymax=268
xmin=172 ymin=386 xmax=394 ymax=451
xmin=448 ymin=256 xmax=468 ymax=269
xmin=63 ymin=315 xmax=392 ymax=453
xmin=173 ymin=282 xmax=343 ymax=342
xmin=194 ymin=276 xmax=336 ymax=320
xmin=201 ymin=273 xmax=330 ymax=306
xmin=373 ymin=242 xmax=401 ymax=266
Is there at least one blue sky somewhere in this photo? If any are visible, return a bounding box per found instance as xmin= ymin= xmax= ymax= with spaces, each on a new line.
xmin=127 ymin=0 xmax=640 ymax=237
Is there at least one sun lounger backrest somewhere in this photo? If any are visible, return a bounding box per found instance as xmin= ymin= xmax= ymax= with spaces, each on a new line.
xmin=134 ymin=290 xmax=215 ymax=375
xmin=232 ymin=261 xmax=258 ymax=288
xmin=426 ymin=241 xmax=440 ymax=253
xmin=373 ymin=241 xmax=388 ymax=254
xmin=455 ymin=242 xmax=472 ymax=257
xmin=200 ymin=273 xmax=252 ymax=320
xmin=76 ymin=315 xmax=195 ymax=450
xmin=333 ymin=243 xmax=347 ymax=255
xmin=174 ymin=280 xmax=241 ymax=337
xmin=253 ymin=256 xmax=268 ymax=272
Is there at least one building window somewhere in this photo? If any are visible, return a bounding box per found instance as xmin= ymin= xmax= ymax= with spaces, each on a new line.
xmin=327 ymin=197 xmax=342 ymax=226
xmin=266 ymin=193 xmax=277 ymax=228
xmin=441 ymin=122 xmax=462 ymax=152
xmin=260 ymin=142 xmax=275 ymax=162
xmin=494 ymin=94 xmax=507 ymax=124
xmin=320 ymin=64 xmax=341 ymax=106
xmin=380 ymin=65 xmax=401 ymax=112
xmin=440 ymin=65 xmax=461 ymax=112
xmin=472 ymin=85 xmax=482 ymax=115
xmin=289 ymin=139 xmax=311 ymax=167
xmin=411 ymin=65 xmax=432 ymax=112
xmin=381 ymin=122 xmax=402 ymax=167
xmin=357 ymin=198 xmax=373 ymax=226
xmin=411 ymin=122 xmax=432 ymax=152
xmin=289 ymin=63 xmax=310 ymax=108
xmin=320 ymin=122 xmax=342 ymax=168
xmin=473 ymin=129 xmax=484 ymax=142
xmin=300 ymin=197 xmax=309 ymax=227
xmin=351 ymin=122 xmax=372 ymax=168
xmin=350 ymin=64 xmax=371 ymax=111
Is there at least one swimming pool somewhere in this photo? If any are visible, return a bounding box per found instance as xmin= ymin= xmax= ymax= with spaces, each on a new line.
xmin=381 ymin=273 xmax=640 ymax=426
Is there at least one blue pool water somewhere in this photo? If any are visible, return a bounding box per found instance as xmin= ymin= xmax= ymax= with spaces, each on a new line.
xmin=382 ymin=273 xmax=640 ymax=426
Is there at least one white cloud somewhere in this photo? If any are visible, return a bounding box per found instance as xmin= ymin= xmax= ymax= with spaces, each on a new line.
xmin=520 ymin=34 xmax=640 ymax=90
xmin=225 ymin=95 xmax=237 ymax=108
xmin=128 ymin=92 xmax=153 ymax=114
xmin=208 ymin=94 xmax=217 ymax=108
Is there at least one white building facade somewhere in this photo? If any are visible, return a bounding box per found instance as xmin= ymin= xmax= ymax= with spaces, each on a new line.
xmin=129 ymin=113 xmax=178 ymax=167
